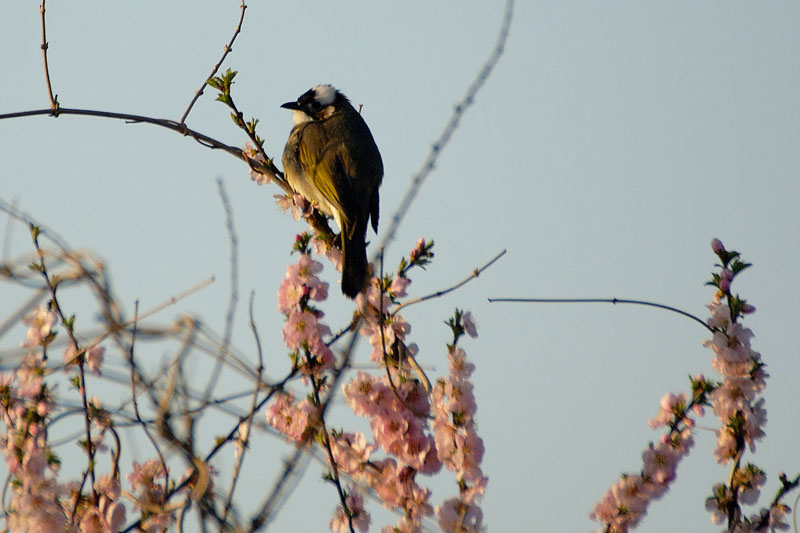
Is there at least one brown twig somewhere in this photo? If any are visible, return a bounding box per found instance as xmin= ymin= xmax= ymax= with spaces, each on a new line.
xmin=393 ymin=248 xmax=506 ymax=315
xmin=310 ymin=373 xmax=355 ymax=533
xmin=30 ymin=229 xmax=98 ymax=517
xmin=0 ymin=107 xmax=291 ymax=195
xmin=376 ymin=0 xmax=514 ymax=256
xmin=127 ymin=301 xmax=171 ymax=499
xmin=39 ymin=1 xmax=59 ymax=112
xmin=179 ymin=0 xmax=248 ymax=124
xmin=220 ymin=292 xmax=265 ymax=525
xmin=201 ymin=179 xmax=239 ymax=402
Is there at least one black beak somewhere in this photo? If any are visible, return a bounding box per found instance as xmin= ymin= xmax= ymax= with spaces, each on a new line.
xmin=280 ymin=101 xmax=301 ymax=110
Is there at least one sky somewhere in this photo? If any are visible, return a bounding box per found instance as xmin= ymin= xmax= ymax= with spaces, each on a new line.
xmin=2 ymin=1 xmax=800 ymax=531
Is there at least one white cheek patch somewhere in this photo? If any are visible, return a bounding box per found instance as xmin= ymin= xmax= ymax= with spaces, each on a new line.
xmin=292 ymin=110 xmax=312 ymax=125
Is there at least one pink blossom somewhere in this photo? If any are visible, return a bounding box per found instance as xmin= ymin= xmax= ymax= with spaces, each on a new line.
xmin=711 ymin=238 xmax=725 ymax=254
xmin=649 ymin=393 xmax=686 ymax=429
xmin=273 ymin=194 xmax=293 ymax=212
xmin=611 ymin=475 xmax=649 ymax=516
xmin=641 ymin=442 xmax=679 ymax=484
xmin=245 ymin=142 xmax=273 ymax=185
xmin=705 ymin=483 xmax=731 ymax=525
xmin=741 ymin=303 xmax=757 ymax=314
xmin=330 ymin=432 xmax=375 ymax=475
xmin=86 ymin=345 xmax=105 ymax=375
xmin=7 ymin=476 xmax=68 ymax=533
xmin=16 ymin=353 xmax=45 ymax=399
xmin=462 ymin=312 xmax=478 ymax=338
xmin=325 ymin=245 xmax=343 ymax=273
xmin=265 ymin=393 xmax=315 ymax=443
xmin=330 ymin=488 xmax=370 ymax=532
xmin=103 ymin=500 xmax=126 ymax=532
xmin=94 ymin=474 xmax=121 ymax=500
xmin=743 ymin=398 xmax=767 ymax=451
xmin=343 ymin=372 xmax=391 ymax=418
xmin=769 ymin=503 xmax=791 ymax=530
xmin=79 ymin=507 xmax=109 ymax=533
xmin=390 ymin=276 xmax=411 ymax=298
xmin=449 ymin=349 xmax=475 ymax=380
xmin=127 ymin=459 xmax=167 ymax=510
xmin=437 ymin=498 xmax=485 ymax=533
xmin=142 ymin=511 xmax=174 ymax=533
xmin=277 ymin=255 xmax=330 ymax=313
xmin=401 ymin=481 xmax=433 ymax=522
xmin=373 ymin=460 xmax=403 ymax=508
xmin=395 ymin=379 xmax=430 ymax=417
xmin=21 ymin=305 xmax=58 ymax=348
xmin=713 ymin=427 xmax=738 ymax=464
xmin=371 ymin=411 xmax=410 ymax=454
xmin=709 ymin=379 xmax=758 ymax=422
xmin=705 ymin=296 xmax=731 ymax=329
xmin=461 ymin=476 xmax=488 ymax=504
xmin=310 ymin=236 xmax=329 ymax=256
xmin=282 ymin=310 xmax=323 ymax=350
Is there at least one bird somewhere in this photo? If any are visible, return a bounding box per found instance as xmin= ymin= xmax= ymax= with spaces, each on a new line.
xmin=281 ymin=84 xmax=383 ymax=298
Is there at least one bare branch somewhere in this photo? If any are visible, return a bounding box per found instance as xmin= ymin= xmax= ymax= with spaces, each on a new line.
xmin=39 ymin=1 xmax=59 ymax=112
xmin=0 ymin=107 xmax=292 ymax=196
xmin=376 ymin=0 xmax=514 ymax=255
xmin=393 ymin=248 xmax=507 ymax=314
xmin=219 ymin=293 xmax=262 ymax=526
xmin=487 ymin=296 xmax=713 ymax=332
xmin=128 ymin=301 xmax=170 ymax=496
xmin=180 ymin=1 xmax=248 ymax=124
xmin=201 ymin=179 xmax=239 ymax=401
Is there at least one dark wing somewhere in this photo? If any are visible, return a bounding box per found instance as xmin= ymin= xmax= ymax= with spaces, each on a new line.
xmin=298 ymin=108 xmax=383 ymax=236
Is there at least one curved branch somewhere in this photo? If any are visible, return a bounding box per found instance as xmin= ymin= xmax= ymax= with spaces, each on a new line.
xmin=488 ymin=297 xmax=713 ymax=332
xmin=0 ymin=107 xmax=293 ymax=195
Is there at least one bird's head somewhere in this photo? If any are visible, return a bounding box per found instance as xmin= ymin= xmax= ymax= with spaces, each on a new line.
xmin=281 ymin=84 xmax=346 ymax=125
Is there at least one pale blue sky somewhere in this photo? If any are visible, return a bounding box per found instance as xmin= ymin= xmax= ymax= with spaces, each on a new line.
xmin=2 ymin=1 xmax=799 ymax=531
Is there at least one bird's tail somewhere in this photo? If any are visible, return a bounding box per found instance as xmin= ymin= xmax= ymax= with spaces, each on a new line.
xmin=341 ymin=221 xmax=369 ymax=299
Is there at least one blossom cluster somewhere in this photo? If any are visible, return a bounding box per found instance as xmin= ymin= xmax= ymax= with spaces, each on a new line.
xmin=590 ymin=239 xmax=784 ymax=533
xmin=431 ymin=311 xmax=486 ymax=532
xmin=276 ymin=235 xmax=335 ymax=375
xmin=701 ymin=239 xmax=787 ymax=531
xmin=2 ymin=304 xmax=190 ymax=532
xmin=337 ymin=308 xmax=485 ymax=533
xmin=590 ymin=388 xmax=701 ymax=532
xmin=266 ymin=238 xmax=488 ymax=532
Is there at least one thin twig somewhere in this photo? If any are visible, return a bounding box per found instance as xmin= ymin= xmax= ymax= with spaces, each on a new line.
xmin=2 ymin=196 xmax=19 ymax=262
xmin=202 ymin=180 xmax=239 ymax=401
xmin=311 ymin=373 xmax=355 ymax=533
xmin=162 ymin=367 xmax=298 ymax=502
xmin=39 ymin=1 xmax=58 ymax=112
xmin=125 ymin=277 xmax=215 ymax=324
xmin=128 ymin=301 xmax=171 ymax=497
xmin=222 ymin=91 xmax=293 ymax=195
xmin=220 ymin=292 xmax=264 ymax=526
xmin=375 ymin=0 xmax=514 ymax=257
xmin=180 ymin=0 xmax=247 ymax=124
xmin=30 ymin=230 xmax=98 ymax=517
xmin=393 ymin=249 xmax=506 ymax=315
xmin=487 ymin=297 xmax=713 ymax=332
xmin=248 ymin=446 xmax=310 ymax=531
